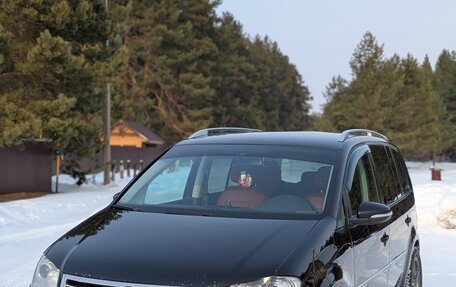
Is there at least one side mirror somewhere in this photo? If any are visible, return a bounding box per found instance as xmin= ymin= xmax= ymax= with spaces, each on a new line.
xmin=113 ymin=192 xmax=121 ymax=200
xmin=350 ymin=201 xmax=392 ymax=226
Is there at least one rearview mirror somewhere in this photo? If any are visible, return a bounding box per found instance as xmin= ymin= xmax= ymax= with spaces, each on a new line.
xmin=350 ymin=201 xmax=392 ymax=226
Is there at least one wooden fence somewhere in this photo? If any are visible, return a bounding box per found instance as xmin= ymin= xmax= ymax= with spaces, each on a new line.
xmin=0 ymin=143 xmax=52 ymax=194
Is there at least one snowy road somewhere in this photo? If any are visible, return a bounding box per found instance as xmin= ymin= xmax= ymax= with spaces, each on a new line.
xmin=0 ymin=164 xmax=455 ymax=286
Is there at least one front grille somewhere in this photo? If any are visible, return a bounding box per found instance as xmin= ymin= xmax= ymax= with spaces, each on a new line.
xmin=61 ymin=274 xmax=166 ymax=287
xmin=66 ymin=279 xmax=104 ymax=287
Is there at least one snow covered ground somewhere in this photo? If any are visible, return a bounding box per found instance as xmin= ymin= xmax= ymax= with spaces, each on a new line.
xmin=0 ymin=163 xmax=455 ymax=286
xmin=0 ymin=173 xmax=129 ymax=287
xmin=407 ymin=162 xmax=456 ymax=286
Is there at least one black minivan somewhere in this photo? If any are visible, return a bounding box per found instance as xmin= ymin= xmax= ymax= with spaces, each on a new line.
xmin=32 ymin=128 xmax=421 ymax=287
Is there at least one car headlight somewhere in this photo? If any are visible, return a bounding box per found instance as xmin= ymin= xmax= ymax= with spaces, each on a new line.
xmin=31 ymin=255 xmax=60 ymax=287
xmin=230 ymin=276 xmax=301 ymax=287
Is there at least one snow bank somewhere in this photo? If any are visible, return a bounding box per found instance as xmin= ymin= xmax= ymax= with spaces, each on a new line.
xmin=0 ymin=173 xmax=133 ymax=287
xmin=408 ymin=162 xmax=456 ymax=229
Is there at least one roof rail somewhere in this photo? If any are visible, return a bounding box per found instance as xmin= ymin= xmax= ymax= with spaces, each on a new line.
xmin=188 ymin=127 xmax=261 ymax=139
xmin=339 ymin=129 xmax=388 ymax=142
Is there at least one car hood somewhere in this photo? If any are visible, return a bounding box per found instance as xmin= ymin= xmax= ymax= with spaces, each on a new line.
xmin=46 ymin=207 xmax=319 ymax=286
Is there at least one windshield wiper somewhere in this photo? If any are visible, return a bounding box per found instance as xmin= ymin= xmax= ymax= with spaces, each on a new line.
xmin=163 ymin=209 xmax=213 ymax=217
xmin=113 ymin=204 xmax=140 ymax=212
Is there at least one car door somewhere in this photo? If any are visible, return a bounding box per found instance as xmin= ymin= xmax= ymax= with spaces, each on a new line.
xmin=382 ymin=146 xmax=415 ymax=286
xmin=345 ymin=145 xmax=390 ymax=287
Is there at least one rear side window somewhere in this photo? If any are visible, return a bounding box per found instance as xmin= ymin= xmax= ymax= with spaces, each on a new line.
xmin=370 ymin=145 xmax=399 ymax=205
xmin=389 ymin=148 xmax=412 ymax=194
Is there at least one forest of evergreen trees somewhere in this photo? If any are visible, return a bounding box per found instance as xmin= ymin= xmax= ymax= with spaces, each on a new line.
xmin=317 ymin=32 xmax=456 ymax=160
xmin=0 ymin=0 xmax=455 ymax=170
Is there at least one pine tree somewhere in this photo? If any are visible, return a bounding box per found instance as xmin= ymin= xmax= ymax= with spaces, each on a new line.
xmin=433 ymin=50 xmax=456 ymax=158
xmin=123 ymin=0 xmax=219 ymax=142
xmin=211 ymin=13 xmax=259 ymax=128
xmin=418 ymin=55 xmax=445 ymax=158
xmin=0 ymin=0 xmax=130 ymax=171
xmin=1 ymin=0 xmax=314 ymax=158
xmin=319 ymin=32 xmax=388 ymax=132
xmin=316 ymin=76 xmax=350 ymax=131
xmin=392 ymin=54 xmax=443 ymax=158
xmin=317 ymin=32 xmax=445 ymax=159
xmin=123 ymin=1 xmax=312 ymax=141
xmin=256 ymin=37 xmax=311 ymax=130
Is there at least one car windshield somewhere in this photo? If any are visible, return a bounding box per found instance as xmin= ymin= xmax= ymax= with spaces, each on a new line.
xmin=117 ymin=144 xmax=336 ymax=219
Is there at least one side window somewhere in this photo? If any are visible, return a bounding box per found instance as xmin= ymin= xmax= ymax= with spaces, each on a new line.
xmin=144 ymin=158 xmax=194 ymax=204
xmin=207 ymin=157 xmax=231 ymax=193
xmin=348 ymin=153 xmax=378 ymax=216
xmin=370 ymin=145 xmax=398 ymax=205
xmin=390 ymin=148 xmax=412 ymax=194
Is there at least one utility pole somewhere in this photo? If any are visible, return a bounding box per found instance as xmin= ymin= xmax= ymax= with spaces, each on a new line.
xmin=103 ymin=0 xmax=111 ymax=185
xmin=55 ymin=147 xmax=61 ymax=193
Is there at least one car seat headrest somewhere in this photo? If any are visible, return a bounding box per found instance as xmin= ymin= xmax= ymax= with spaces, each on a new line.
xmin=301 ymin=171 xmax=316 ymax=183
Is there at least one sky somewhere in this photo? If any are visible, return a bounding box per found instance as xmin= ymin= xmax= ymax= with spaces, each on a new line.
xmin=217 ymin=0 xmax=456 ymax=113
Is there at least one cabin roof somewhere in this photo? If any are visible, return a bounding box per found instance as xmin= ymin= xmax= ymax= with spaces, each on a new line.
xmin=115 ymin=120 xmax=164 ymax=145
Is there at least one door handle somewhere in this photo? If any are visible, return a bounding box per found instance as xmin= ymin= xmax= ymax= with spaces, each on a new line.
xmin=405 ymin=215 xmax=412 ymax=226
xmin=380 ymin=233 xmax=389 ymax=246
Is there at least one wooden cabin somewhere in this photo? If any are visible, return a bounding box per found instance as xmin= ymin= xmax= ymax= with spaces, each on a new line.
xmin=72 ymin=120 xmax=165 ymax=172
xmin=110 ymin=120 xmax=164 ymax=148
xmin=108 ymin=120 xmax=166 ymax=169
